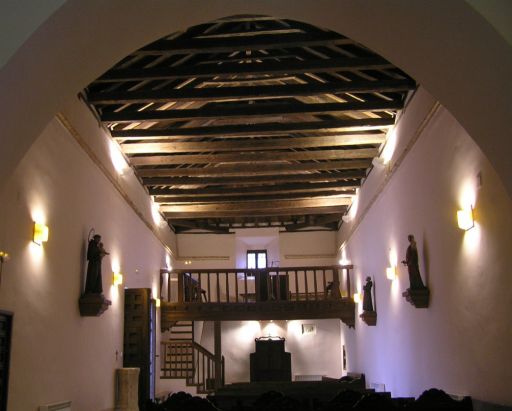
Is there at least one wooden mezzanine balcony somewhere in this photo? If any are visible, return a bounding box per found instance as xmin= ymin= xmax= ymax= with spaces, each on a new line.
xmin=160 ymin=265 xmax=355 ymax=329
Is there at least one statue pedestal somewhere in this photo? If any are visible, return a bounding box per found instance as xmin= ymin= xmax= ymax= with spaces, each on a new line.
xmin=360 ymin=310 xmax=377 ymax=326
xmin=78 ymin=293 xmax=111 ymax=316
xmin=115 ymin=368 xmax=140 ymax=411
xmin=402 ymin=287 xmax=430 ymax=308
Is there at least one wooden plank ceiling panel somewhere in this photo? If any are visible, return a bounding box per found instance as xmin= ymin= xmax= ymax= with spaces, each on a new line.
xmin=84 ymin=14 xmax=416 ymax=232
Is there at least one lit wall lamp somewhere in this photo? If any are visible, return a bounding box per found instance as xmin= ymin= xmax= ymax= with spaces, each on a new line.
xmin=33 ymin=222 xmax=49 ymax=245
xmin=353 ymin=292 xmax=361 ymax=304
xmin=386 ymin=266 xmax=397 ymax=280
xmin=0 ymin=250 xmax=10 ymax=287
xmin=113 ymin=272 xmax=124 ymax=286
xmin=457 ymin=206 xmax=475 ymax=231
xmin=155 ymin=298 xmax=161 ymax=308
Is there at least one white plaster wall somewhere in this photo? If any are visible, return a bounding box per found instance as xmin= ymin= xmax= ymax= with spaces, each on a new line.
xmin=0 ymin=113 xmax=175 ymax=410
xmin=176 ymin=233 xmax=235 ymax=270
xmin=338 ymin=104 xmax=512 ymax=404
xmin=220 ymin=319 xmax=342 ymax=383
xmin=280 ymin=231 xmax=337 ymax=267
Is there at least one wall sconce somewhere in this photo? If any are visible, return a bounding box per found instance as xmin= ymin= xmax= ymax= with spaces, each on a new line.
xmin=0 ymin=251 xmax=10 ymax=287
xmin=33 ymin=222 xmax=49 ymax=245
xmin=457 ymin=206 xmax=474 ymax=230
xmin=386 ymin=266 xmax=397 ymax=280
xmin=353 ymin=292 xmax=361 ymax=303
xmin=155 ymin=298 xmax=161 ymax=308
xmin=113 ymin=272 xmax=123 ymax=286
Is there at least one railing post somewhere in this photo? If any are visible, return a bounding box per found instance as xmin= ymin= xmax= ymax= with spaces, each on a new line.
xmin=346 ymin=266 xmax=351 ymax=299
xmin=177 ymin=272 xmax=184 ymax=304
xmin=331 ymin=267 xmax=342 ymax=299
xmin=214 ymin=321 xmax=222 ymax=389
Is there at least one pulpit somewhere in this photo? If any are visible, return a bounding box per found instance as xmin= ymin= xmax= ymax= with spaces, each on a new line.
xmin=250 ymin=337 xmax=291 ymax=382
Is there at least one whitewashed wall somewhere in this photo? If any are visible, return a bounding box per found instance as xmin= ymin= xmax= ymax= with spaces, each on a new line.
xmin=0 ymin=101 xmax=176 ymax=410
xmin=338 ymin=93 xmax=512 ymax=405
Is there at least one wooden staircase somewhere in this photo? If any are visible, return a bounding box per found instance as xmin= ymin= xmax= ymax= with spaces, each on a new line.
xmin=161 ymin=321 xmax=223 ymax=394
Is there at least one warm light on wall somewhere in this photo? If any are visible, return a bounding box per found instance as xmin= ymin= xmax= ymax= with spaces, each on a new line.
xmin=155 ymin=298 xmax=161 ymax=308
xmin=113 ymin=272 xmax=123 ymax=286
xmin=33 ymin=222 xmax=49 ymax=245
xmin=109 ymin=140 xmax=128 ymax=175
xmin=381 ymin=128 xmax=397 ymax=164
xmin=457 ymin=206 xmax=475 ymax=231
xmin=386 ymin=266 xmax=397 ymax=280
xmin=353 ymin=292 xmax=361 ymax=303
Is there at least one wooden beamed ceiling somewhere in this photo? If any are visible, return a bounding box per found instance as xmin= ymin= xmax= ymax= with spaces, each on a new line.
xmin=84 ymin=15 xmax=416 ymax=233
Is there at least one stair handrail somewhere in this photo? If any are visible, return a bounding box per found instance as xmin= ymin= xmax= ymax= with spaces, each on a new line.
xmin=160 ymin=339 xmax=223 ymax=393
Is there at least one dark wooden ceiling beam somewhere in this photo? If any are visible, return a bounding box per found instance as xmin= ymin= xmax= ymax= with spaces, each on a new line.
xmin=121 ymin=134 xmax=385 ymax=154
xmin=96 ymin=57 xmax=393 ymax=82
xmin=169 ymin=219 xmax=230 ymax=234
xmin=142 ymin=169 xmax=366 ymax=186
xmin=129 ymin=147 xmax=378 ymax=166
xmin=149 ymin=180 xmax=358 ymax=196
xmin=137 ymin=159 xmax=371 ymax=177
xmin=284 ymin=213 xmax=343 ymax=231
xmin=160 ymin=197 xmax=351 ymax=218
xmin=135 ymin=32 xmax=352 ymax=56
xmin=154 ymin=190 xmax=356 ymax=204
xmin=111 ymin=118 xmax=395 ymax=139
xmin=87 ymin=79 xmax=415 ymax=104
xmin=102 ymin=100 xmax=400 ymax=123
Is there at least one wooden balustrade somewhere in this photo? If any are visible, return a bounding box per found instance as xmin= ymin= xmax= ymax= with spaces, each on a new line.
xmin=160 ymin=265 xmax=353 ymax=304
xmin=160 ymin=340 xmax=223 ymax=393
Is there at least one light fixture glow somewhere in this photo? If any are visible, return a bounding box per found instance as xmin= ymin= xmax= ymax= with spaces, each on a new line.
xmin=155 ymin=298 xmax=161 ymax=308
xmin=381 ymin=128 xmax=397 ymax=164
xmin=386 ymin=266 xmax=397 ymax=280
xmin=457 ymin=206 xmax=474 ymax=231
xmin=33 ymin=222 xmax=49 ymax=245
xmin=113 ymin=272 xmax=124 ymax=286
xmin=353 ymin=292 xmax=361 ymax=303
xmin=109 ymin=140 xmax=128 ymax=175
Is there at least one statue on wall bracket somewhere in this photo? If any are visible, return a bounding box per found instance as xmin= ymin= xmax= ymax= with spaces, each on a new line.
xmin=360 ymin=276 xmax=377 ymax=326
xmin=401 ymin=234 xmax=430 ymax=308
xmin=79 ymin=229 xmax=111 ymax=316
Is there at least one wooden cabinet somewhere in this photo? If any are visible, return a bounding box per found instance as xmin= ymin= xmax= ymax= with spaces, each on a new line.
xmin=250 ymin=337 xmax=291 ymax=382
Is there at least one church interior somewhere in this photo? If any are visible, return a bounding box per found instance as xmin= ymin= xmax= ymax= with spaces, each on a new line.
xmin=0 ymin=2 xmax=511 ymax=410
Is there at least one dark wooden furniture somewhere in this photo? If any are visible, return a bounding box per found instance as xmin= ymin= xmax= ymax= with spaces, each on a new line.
xmin=124 ymin=289 xmax=156 ymax=406
xmin=250 ymin=337 xmax=291 ymax=382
